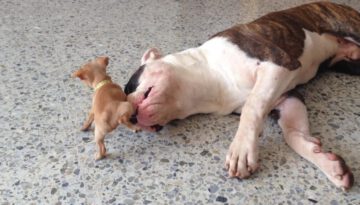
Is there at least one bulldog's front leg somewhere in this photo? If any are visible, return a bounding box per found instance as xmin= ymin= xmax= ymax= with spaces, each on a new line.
xmin=226 ymin=64 xmax=294 ymax=178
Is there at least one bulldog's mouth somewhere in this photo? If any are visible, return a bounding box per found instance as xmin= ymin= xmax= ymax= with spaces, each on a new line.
xmin=150 ymin=124 xmax=163 ymax=132
xmin=129 ymin=86 xmax=163 ymax=132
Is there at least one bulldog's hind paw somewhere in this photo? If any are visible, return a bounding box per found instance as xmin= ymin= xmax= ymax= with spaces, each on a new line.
xmin=316 ymin=152 xmax=354 ymax=191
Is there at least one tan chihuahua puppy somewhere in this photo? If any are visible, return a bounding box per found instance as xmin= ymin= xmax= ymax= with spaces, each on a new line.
xmin=72 ymin=56 xmax=140 ymax=160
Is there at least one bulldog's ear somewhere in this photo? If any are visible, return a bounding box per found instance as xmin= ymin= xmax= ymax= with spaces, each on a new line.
xmin=95 ymin=56 xmax=109 ymax=69
xmin=141 ymin=48 xmax=162 ymax=65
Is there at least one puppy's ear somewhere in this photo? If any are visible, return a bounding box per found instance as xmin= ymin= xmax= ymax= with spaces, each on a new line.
xmin=141 ymin=48 xmax=162 ymax=65
xmin=96 ymin=56 xmax=109 ymax=68
xmin=72 ymin=69 xmax=86 ymax=80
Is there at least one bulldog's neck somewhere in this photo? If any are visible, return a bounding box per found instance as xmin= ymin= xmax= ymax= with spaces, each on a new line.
xmin=161 ymin=39 xmax=250 ymax=117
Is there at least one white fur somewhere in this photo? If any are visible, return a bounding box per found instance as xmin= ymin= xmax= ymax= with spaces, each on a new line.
xmin=200 ymin=37 xmax=259 ymax=114
xmin=296 ymin=29 xmax=339 ymax=85
xmin=128 ymin=7 xmax=357 ymax=187
xmin=159 ymin=30 xmax=340 ymax=117
xmin=130 ymin=24 xmax=356 ymax=184
xmin=156 ymin=31 xmax=342 ymax=179
xmin=161 ymin=37 xmax=261 ymax=115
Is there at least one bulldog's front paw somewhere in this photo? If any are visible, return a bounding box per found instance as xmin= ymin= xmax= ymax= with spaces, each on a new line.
xmin=225 ymin=137 xmax=259 ymax=178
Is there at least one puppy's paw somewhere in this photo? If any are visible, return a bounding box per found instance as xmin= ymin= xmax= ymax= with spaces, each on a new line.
xmin=81 ymin=126 xmax=90 ymax=132
xmin=94 ymin=152 xmax=106 ymax=160
xmin=132 ymin=126 xmax=141 ymax=133
xmin=81 ymin=123 xmax=92 ymax=132
xmin=225 ymin=137 xmax=259 ymax=179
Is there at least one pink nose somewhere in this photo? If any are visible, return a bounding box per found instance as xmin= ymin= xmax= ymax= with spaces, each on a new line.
xmin=136 ymin=109 xmax=153 ymax=126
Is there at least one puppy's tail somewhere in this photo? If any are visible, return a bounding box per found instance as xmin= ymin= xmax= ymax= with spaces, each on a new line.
xmin=319 ymin=58 xmax=360 ymax=76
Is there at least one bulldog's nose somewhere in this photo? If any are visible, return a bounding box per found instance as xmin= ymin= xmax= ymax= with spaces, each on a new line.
xmin=129 ymin=109 xmax=138 ymax=124
xmin=129 ymin=115 xmax=137 ymax=124
xmin=151 ymin=125 xmax=163 ymax=132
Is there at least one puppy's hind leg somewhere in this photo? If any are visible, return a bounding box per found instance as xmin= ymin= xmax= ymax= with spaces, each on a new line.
xmin=94 ymin=127 xmax=107 ymax=160
xmin=275 ymin=95 xmax=354 ymax=190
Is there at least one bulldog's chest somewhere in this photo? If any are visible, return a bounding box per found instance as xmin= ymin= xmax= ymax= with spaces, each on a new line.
xmin=200 ymin=37 xmax=260 ymax=114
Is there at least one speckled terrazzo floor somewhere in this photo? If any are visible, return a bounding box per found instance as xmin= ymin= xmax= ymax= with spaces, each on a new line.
xmin=1 ymin=0 xmax=359 ymax=204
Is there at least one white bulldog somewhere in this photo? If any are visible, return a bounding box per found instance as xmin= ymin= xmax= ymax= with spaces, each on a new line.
xmin=125 ymin=2 xmax=359 ymax=190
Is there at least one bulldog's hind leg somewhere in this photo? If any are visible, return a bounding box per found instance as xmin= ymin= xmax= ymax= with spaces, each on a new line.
xmin=276 ymin=95 xmax=354 ymax=190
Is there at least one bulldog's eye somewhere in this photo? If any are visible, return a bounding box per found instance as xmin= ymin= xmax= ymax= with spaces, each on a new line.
xmin=144 ymin=87 xmax=153 ymax=99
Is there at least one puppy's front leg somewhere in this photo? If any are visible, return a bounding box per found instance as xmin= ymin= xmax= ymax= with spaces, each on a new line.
xmin=119 ymin=116 xmax=141 ymax=132
xmin=226 ymin=65 xmax=294 ymax=178
xmin=81 ymin=109 xmax=94 ymax=131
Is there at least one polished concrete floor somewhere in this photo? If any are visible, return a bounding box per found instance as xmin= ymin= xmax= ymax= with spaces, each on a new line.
xmin=1 ymin=0 xmax=359 ymax=204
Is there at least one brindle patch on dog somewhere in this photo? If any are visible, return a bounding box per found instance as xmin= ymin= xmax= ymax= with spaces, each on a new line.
xmin=213 ymin=2 xmax=360 ymax=70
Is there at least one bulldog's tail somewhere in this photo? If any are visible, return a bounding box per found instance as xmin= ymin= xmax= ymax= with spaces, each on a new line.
xmin=303 ymin=2 xmax=360 ymax=45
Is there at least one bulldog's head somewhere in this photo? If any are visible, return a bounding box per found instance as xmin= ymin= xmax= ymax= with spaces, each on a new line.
xmin=125 ymin=48 xmax=183 ymax=131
